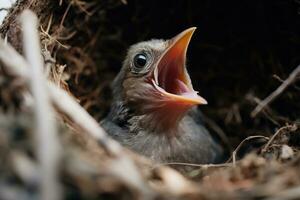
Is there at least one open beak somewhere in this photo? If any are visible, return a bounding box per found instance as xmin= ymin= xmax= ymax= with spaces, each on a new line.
xmin=152 ymin=27 xmax=207 ymax=105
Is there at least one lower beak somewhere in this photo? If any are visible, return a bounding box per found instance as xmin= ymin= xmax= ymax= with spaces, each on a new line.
xmin=152 ymin=27 xmax=207 ymax=105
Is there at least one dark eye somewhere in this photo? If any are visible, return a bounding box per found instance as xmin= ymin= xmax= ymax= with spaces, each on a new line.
xmin=133 ymin=53 xmax=148 ymax=69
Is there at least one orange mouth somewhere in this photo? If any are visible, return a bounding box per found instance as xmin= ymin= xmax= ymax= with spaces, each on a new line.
xmin=152 ymin=27 xmax=207 ymax=105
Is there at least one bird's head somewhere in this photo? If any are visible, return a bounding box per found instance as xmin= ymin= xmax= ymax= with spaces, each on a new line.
xmin=112 ymin=27 xmax=207 ymax=133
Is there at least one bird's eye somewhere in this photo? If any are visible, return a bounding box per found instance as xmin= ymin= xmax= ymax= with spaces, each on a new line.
xmin=133 ymin=53 xmax=148 ymax=69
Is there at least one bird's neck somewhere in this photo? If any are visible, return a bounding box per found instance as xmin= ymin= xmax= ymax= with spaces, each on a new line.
xmin=116 ymin=82 xmax=196 ymax=135
xmin=129 ymin=102 xmax=193 ymax=135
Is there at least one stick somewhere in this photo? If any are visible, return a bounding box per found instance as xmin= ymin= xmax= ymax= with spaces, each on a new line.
xmin=0 ymin=8 xmax=9 ymax=12
xmin=251 ymin=65 xmax=300 ymax=117
xmin=153 ymin=162 xmax=232 ymax=169
xmin=261 ymin=124 xmax=298 ymax=153
xmin=226 ymin=135 xmax=269 ymax=166
xmin=20 ymin=10 xmax=62 ymax=200
xmin=47 ymin=82 xmax=121 ymax=154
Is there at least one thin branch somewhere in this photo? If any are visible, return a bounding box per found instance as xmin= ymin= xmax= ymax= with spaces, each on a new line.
xmin=20 ymin=10 xmax=62 ymax=200
xmin=0 ymin=8 xmax=9 ymax=12
xmin=226 ymin=135 xmax=269 ymax=166
xmin=153 ymin=162 xmax=232 ymax=169
xmin=246 ymin=93 xmax=281 ymax=126
xmin=251 ymin=64 xmax=300 ymax=117
xmin=59 ymin=2 xmax=71 ymax=29
xmin=47 ymin=82 xmax=121 ymax=154
xmin=273 ymin=74 xmax=300 ymax=91
xmin=261 ymin=124 xmax=298 ymax=153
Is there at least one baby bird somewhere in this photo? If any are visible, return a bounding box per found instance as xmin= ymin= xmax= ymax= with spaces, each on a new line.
xmin=101 ymin=28 xmax=223 ymax=163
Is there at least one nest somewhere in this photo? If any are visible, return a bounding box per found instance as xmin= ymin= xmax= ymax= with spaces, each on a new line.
xmin=0 ymin=0 xmax=299 ymax=199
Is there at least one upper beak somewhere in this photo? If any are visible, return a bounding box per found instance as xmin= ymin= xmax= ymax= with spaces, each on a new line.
xmin=152 ymin=27 xmax=207 ymax=105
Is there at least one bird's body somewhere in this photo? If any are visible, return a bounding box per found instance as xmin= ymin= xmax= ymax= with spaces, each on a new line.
xmin=101 ymin=28 xmax=223 ymax=164
xmin=102 ymin=106 xmax=222 ymax=163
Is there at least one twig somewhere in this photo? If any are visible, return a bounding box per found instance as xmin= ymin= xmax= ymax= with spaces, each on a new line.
xmin=20 ymin=10 xmax=62 ymax=200
xmin=261 ymin=124 xmax=298 ymax=153
xmin=273 ymin=74 xmax=300 ymax=91
xmin=120 ymin=0 xmax=128 ymax=4
xmin=251 ymin=64 xmax=300 ymax=117
xmin=47 ymin=82 xmax=122 ymax=154
xmin=0 ymin=8 xmax=9 ymax=12
xmin=246 ymin=93 xmax=281 ymax=126
xmin=226 ymin=135 xmax=269 ymax=167
xmin=153 ymin=162 xmax=232 ymax=169
xmin=59 ymin=2 xmax=71 ymax=29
